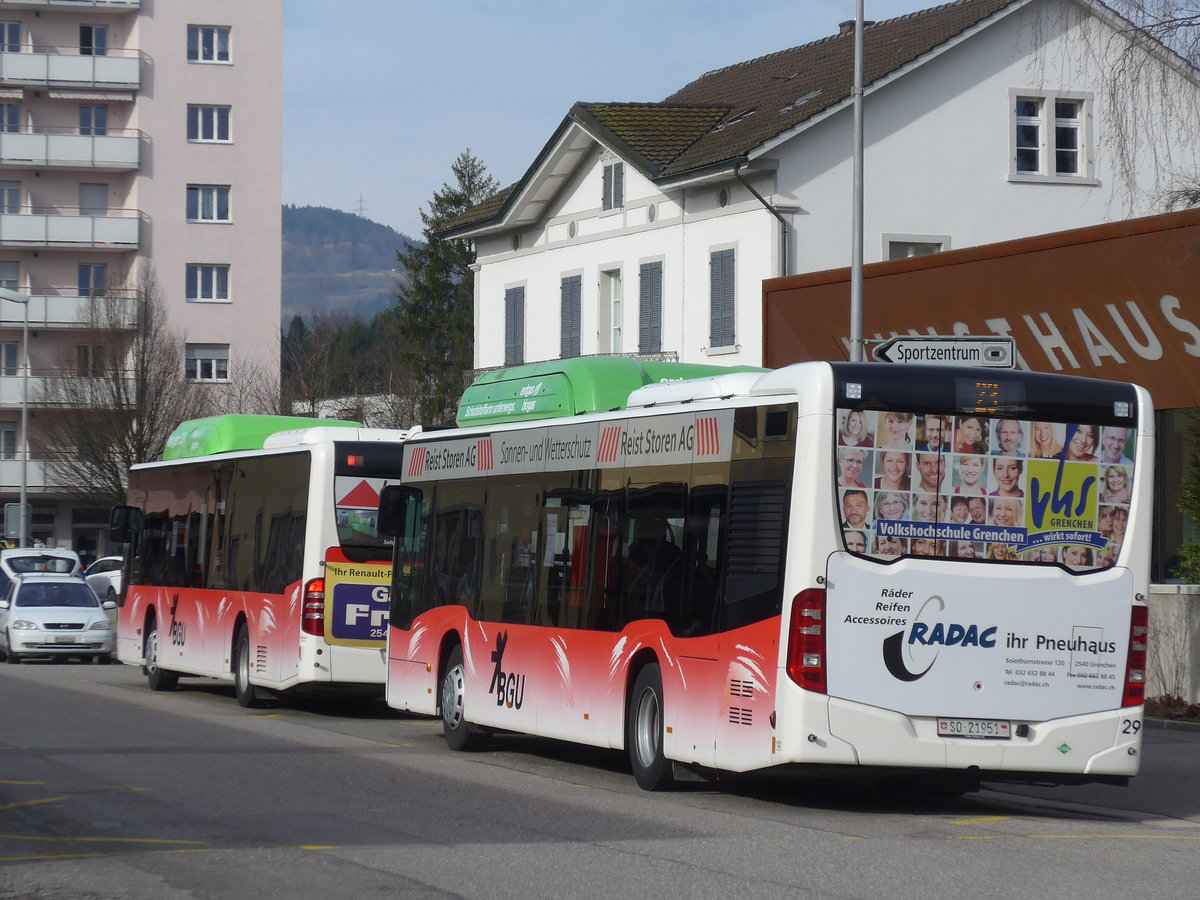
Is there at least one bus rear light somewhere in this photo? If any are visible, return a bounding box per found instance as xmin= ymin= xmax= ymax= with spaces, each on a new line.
xmin=786 ymin=589 xmax=827 ymax=694
xmin=1121 ymin=605 xmax=1148 ymax=707
xmin=301 ymin=577 xmax=326 ymax=636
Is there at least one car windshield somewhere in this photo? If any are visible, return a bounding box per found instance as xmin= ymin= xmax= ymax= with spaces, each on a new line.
xmin=8 ymin=555 xmax=76 ymax=574
xmin=16 ymin=583 xmax=99 ymax=608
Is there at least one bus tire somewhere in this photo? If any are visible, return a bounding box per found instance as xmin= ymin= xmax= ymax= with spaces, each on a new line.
xmin=627 ymin=662 xmax=675 ymax=791
xmin=234 ymin=624 xmax=268 ymax=709
xmin=440 ymin=645 xmax=488 ymax=751
xmin=144 ymin=623 xmax=178 ymax=691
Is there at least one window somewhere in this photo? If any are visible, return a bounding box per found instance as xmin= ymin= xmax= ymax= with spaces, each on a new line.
xmin=186 ymin=185 xmax=231 ymax=223
xmin=1 ymin=23 xmax=19 ymax=53
xmin=888 ymin=240 xmax=942 ymax=259
xmin=0 ymin=181 xmax=19 ymax=214
xmin=1 ymin=103 xmax=18 ymax=134
xmin=1 ymin=426 xmax=15 ymax=461
xmin=80 ymin=25 xmax=108 ymax=56
xmin=0 ymin=260 xmax=17 ymax=292
xmin=709 ymin=249 xmax=735 ymax=348
xmin=560 ymin=275 xmax=581 ymax=359
xmin=1012 ymin=92 xmax=1091 ymax=181
xmin=79 ymin=183 xmax=107 ymax=216
xmin=638 ymin=261 xmax=662 ymax=354
xmin=598 ymin=269 xmax=622 ymax=353
xmin=187 ymin=25 xmax=230 ymax=63
xmin=1 ymin=342 xmax=17 ymax=377
xmin=602 ymin=161 xmax=624 ymax=211
xmin=186 ymin=264 xmax=230 ymax=302
xmin=78 ymin=263 xmax=107 ymax=297
xmin=504 ymin=286 xmax=525 ymax=366
xmin=185 ymin=344 xmax=229 ymax=382
xmin=77 ymin=344 xmax=105 ymax=377
xmin=187 ymin=105 xmax=231 ymax=143
xmin=79 ymin=105 xmax=107 ymax=136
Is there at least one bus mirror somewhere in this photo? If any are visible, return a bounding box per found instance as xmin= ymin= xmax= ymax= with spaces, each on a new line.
xmin=377 ymin=485 xmax=407 ymax=537
xmin=108 ymin=505 xmax=143 ymax=544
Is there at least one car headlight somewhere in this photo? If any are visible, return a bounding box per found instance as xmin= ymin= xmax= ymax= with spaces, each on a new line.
xmin=11 ymin=620 xmax=39 ymax=630
xmin=88 ymin=621 xmax=112 ymax=631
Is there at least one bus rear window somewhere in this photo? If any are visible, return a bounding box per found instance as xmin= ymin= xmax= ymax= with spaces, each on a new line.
xmin=835 ymin=408 xmax=1134 ymax=572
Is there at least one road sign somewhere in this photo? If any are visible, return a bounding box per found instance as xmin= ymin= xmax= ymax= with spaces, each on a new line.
xmin=4 ymin=502 xmax=29 ymax=539
xmin=873 ymin=335 xmax=1015 ymax=368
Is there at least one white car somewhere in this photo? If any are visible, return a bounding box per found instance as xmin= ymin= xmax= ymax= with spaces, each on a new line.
xmin=0 ymin=573 xmax=116 ymax=665
xmin=0 ymin=548 xmax=83 ymax=596
xmin=84 ymin=555 xmax=124 ymax=602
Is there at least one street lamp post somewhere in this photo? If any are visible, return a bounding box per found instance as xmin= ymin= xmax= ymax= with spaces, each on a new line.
xmin=0 ymin=287 xmax=30 ymax=548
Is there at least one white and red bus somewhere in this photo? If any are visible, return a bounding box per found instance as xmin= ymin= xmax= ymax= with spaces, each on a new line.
xmin=109 ymin=415 xmax=411 ymax=706
xmin=378 ymin=359 xmax=1151 ymax=790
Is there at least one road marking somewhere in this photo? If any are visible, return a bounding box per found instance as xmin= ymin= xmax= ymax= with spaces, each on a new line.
xmin=0 ymin=797 xmax=66 ymax=811
xmin=0 ymin=780 xmax=43 ymax=786
xmin=257 ymin=712 xmax=314 ymax=719
xmin=953 ymin=834 xmax=1200 ymax=841
xmin=0 ymin=834 xmax=205 ymax=845
xmin=297 ymin=845 xmax=337 ymax=850
xmin=952 ymin=816 xmax=1012 ymax=825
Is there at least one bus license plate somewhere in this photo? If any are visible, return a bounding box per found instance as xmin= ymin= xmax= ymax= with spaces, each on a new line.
xmin=937 ymin=717 xmax=1011 ymax=739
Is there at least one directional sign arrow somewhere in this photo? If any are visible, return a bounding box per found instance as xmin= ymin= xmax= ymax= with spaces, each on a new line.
xmin=872 ymin=336 xmax=1015 ymax=368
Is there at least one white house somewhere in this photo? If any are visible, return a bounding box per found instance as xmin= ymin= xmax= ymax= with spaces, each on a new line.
xmin=441 ymin=0 xmax=1200 ymax=371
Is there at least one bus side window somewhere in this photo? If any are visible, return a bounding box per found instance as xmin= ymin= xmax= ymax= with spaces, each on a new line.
xmin=387 ymin=488 xmax=428 ymax=631
xmin=680 ymin=486 xmax=726 ymax=638
xmin=622 ymin=484 xmax=686 ymax=628
xmin=584 ymin=491 xmax=623 ymax=632
xmin=535 ymin=488 xmax=592 ymax=628
xmin=721 ymin=478 xmax=789 ymax=631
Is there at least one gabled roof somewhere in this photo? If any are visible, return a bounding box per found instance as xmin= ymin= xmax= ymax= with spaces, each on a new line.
xmin=440 ymin=0 xmax=1150 ymax=237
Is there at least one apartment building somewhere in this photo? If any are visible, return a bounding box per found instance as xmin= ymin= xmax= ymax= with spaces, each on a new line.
xmin=0 ymin=0 xmax=282 ymax=558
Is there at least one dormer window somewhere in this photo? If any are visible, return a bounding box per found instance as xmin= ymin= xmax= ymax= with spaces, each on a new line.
xmin=602 ymin=161 xmax=624 ymax=211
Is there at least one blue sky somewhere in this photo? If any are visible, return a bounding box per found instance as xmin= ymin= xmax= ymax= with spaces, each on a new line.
xmin=283 ymin=0 xmax=932 ymax=238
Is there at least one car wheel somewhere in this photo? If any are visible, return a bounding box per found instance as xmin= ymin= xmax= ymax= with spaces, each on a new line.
xmin=144 ymin=623 xmax=179 ymax=691
xmin=627 ymin=662 xmax=676 ymax=791
xmin=95 ymin=654 xmax=111 ymax=665
xmin=234 ymin=624 xmax=268 ymax=708
xmin=440 ymin=645 xmax=489 ymax=751
xmin=5 ymin=631 xmax=18 ymax=665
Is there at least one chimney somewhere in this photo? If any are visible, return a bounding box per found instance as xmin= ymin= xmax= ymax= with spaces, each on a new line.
xmin=838 ymin=19 xmax=875 ymax=35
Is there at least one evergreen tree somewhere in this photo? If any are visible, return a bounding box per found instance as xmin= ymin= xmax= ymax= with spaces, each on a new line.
xmin=392 ymin=149 xmax=498 ymax=427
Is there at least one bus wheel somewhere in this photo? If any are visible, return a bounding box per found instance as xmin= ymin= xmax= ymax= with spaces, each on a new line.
xmin=440 ymin=645 xmax=488 ymax=751
xmin=627 ymin=662 xmax=675 ymax=791
xmin=145 ymin=624 xmax=178 ymax=691
xmin=234 ymin=625 xmax=268 ymax=709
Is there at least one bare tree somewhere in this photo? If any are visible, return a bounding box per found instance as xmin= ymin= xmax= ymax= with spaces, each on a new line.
xmin=36 ymin=268 xmax=212 ymax=508
xmin=1029 ymin=1 xmax=1200 ymax=208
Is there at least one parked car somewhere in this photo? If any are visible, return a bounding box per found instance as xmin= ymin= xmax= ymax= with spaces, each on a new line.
xmin=0 ymin=573 xmax=115 ymax=664
xmin=84 ymin=556 xmax=124 ymax=602
xmin=0 ymin=548 xmax=83 ymax=597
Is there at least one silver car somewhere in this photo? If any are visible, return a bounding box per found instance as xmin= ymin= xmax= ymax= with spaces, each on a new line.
xmin=0 ymin=573 xmax=116 ymax=665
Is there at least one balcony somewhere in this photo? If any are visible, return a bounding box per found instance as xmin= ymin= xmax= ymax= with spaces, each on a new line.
xmin=0 ymin=2 xmax=139 ymax=11
xmin=0 ymin=46 xmax=141 ymax=91
xmin=1 ymin=369 xmax=137 ymax=409
xmin=0 ymin=457 xmax=50 ymax=492
xmin=0 ymin=126 xmax=139 ymax=170
xmin=0 ymin=207 xmax=140 ymax=249
xmin=0 ymin=288 xmax=138 ymax=329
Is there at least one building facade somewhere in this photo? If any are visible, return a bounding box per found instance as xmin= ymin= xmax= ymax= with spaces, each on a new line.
xmin=443 ymin=0 xmax=1200 ymax=375
xmin=0 ymin=0 xmax=282 ymax=558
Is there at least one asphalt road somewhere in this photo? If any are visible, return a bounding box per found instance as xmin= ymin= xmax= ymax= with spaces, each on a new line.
xmin=2 ymin=660 xmax=1199 ymax=899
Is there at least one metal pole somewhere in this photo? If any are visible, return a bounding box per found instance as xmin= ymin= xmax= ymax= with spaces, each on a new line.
xmin=0 ymin=287 xmax=30 ymax=547
xmin=849 ymin=0 xmax=865 ymax=362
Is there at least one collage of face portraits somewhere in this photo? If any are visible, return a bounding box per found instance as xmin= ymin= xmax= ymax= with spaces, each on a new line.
xmin=836 ymin=409 xmax=1135 ymax=570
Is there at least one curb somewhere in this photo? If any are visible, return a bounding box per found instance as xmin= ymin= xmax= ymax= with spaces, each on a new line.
xmin=1145 ymin=716 xmax=1200 ymax=731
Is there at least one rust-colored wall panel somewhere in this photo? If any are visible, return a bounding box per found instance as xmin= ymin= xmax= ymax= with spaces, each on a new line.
xmin=763 ymin=209 xmax=1200 ymax=408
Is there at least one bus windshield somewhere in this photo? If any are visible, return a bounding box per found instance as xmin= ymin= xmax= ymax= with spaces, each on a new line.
xmin=834 ymin=368 xmax=1138 ymax=571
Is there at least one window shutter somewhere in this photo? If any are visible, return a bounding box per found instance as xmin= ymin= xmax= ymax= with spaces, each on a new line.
xmin=639 ymin=262 xmax=662 ymax=354
xmin=514 ymin=287 xmax=525 ymax=365
xmin=710 ymin=250 xmax=735 ymax=347
xmin=602 ymin=165 xmax=613 ymax=211
xmin=561 ymin=276 xmax=581 ymax=359
xmin=613 ymin=162 xmax=624 ymax=209
xmin=505 ymin=287 xmax=525 ymax=366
